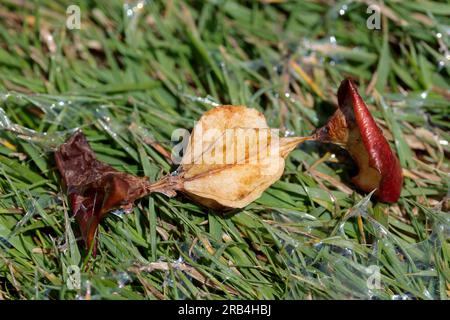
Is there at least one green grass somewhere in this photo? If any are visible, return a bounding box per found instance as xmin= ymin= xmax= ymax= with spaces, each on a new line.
xmin=0 ymin=0 xmax=449 ymax=300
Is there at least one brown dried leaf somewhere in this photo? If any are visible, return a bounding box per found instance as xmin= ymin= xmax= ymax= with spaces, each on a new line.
xmin=55 ymin=131 xmax=151 ymax=252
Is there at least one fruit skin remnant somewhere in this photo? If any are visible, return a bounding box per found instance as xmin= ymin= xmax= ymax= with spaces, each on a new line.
xmin=314 ymin=78 xmax=403 ymax=203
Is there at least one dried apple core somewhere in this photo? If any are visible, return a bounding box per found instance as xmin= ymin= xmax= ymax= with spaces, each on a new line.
xmin=314 ymin=108 xmax=382 ymax=194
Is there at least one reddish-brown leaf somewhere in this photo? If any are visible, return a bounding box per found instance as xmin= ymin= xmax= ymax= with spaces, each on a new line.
xmin=55 ymin=131 xmax=151 ymax=253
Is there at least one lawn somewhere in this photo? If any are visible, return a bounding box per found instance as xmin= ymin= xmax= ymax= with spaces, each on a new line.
xmin=0 ymin=0 xmax=448 ymax=300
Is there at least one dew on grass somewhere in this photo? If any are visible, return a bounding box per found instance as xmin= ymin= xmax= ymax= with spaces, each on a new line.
xmin=284 ymin=130 xmax=295 ymax=137
xmin=339 ymin=5 xmax=348 ymax=16
xmin=111 ymin=208 xmax=127 ymax=218
xmin=124 ymin=0 xmax=147 ymax=19
xmin=329 ymin=36 xmax=337 ymax=45
xmin=391 ymin=294 xmax=413 ymax=300
xmin=420 ymin=91 xmax=428 ymax=100
xmin=182 ymin=94 xmax=220 ymax=107
xmin=116 ymin=272 xmax=132 ymax=289
xmin=173 ymin=256 xmax=184 ymax=269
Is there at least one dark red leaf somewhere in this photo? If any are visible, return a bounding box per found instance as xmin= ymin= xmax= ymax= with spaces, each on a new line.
xmin=55 ymin=131 xmax=151 ymax=253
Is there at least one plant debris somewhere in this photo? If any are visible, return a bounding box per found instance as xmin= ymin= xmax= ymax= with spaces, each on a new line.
xmin=55 ymin=79 xmax=403 ymax=252
xmin=313 ymin=79 xmax=403 ymax=202
xmin=175 ymin=105 xmax=311 ymax=209
xmin=55 ymin=131 xmax=152 ymax=252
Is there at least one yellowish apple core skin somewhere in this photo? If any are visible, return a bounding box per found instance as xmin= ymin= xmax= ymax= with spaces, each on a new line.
xmin=346 ymin=128 xmax=382 ymax=193
xmin=315 ymin=109 xmax=382 ymax=194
